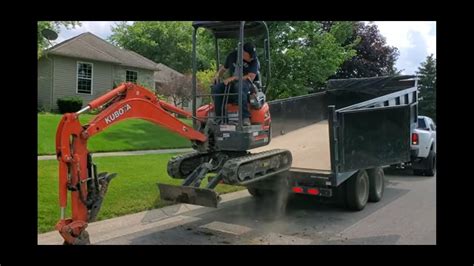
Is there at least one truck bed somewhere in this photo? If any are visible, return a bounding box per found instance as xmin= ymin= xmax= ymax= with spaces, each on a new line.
xmin=251 ymin=120 xmax=331 ymax=171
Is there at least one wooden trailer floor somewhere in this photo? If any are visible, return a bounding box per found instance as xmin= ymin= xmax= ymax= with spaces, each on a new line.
xmin=251 ymin=120 xmax=331 ymax=171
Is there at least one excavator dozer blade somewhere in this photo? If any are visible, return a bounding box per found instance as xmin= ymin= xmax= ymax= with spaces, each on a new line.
xmin=158 ymin=183 xmax=221 ymax=208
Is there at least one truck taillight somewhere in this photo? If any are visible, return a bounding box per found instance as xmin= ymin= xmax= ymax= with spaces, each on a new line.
xmin=292 ymin=187 xmax=303 ymax=193
xmin=307 ymin=188 xmax=319 ymax=195
xmin=412 ymin=133 xmax=419 ymax=145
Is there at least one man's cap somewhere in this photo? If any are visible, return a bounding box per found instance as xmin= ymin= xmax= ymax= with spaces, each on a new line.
xmin=243 ymin=42 xmax=257 ymax=58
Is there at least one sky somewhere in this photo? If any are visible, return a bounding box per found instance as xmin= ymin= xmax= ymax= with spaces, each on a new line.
xmin=55 ymin=21 xmax=436 ymax=75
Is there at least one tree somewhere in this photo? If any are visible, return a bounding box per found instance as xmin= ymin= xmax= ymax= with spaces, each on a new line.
xmin=324 ymin=22 xmax=400 ymax=79
xmin=109 ymin=21 xmax=214 ymax=73
xmin=156 ymin=73 xmax=208 ymax=108
xmin=266 ymin=21 xmax=357 ymax=100
xmin=38 ymin=21 xmax=81 ymax=58
xmin=196 ymin=66 xmax=216 ymax=104
xmin=157 ymin=74 xmax=193 ymax=107
xmin=416 ymin=54 xmax=436 ymax=121
xmin=110 ymin=21 xmax=357 ymax=101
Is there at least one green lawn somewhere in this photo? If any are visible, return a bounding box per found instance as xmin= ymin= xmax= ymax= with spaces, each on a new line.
xmin=38 ymin=113 xmax=193 ymax=155
xmin=38 ymin=153 xmax=244 ymax=233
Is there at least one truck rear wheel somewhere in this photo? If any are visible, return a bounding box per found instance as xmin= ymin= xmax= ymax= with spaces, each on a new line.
xmin=424 ymin=150 xmax=436 ymax=176
xmin=345 ymin=170 xmax=369 ymax=211
xmin=367 ymin=167 xmax=384 ymax=202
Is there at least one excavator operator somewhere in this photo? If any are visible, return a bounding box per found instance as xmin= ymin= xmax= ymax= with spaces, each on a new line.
xmin=212 ymin=42 xmax=259 ymax=126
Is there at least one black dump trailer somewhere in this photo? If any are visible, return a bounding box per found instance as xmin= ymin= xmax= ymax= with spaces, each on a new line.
xmin=247 ymin=75 xmax=419 ymax=210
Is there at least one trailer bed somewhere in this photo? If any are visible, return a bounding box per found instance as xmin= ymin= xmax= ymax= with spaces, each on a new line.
xmin=251 ymin=120 xmax=330 ymax=171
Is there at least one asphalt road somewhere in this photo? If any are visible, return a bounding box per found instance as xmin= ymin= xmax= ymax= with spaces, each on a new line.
xmin=38 ymin=169 xmax=436 ymax=245
xmin=39 ymin=167 xmax=435 ymax=245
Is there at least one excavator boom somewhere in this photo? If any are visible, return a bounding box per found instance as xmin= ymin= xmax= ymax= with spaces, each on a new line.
xmin=52 ymin=21 xmax=293 ymax=245
xmin=55 ymin=83 xmax=207 ymax=245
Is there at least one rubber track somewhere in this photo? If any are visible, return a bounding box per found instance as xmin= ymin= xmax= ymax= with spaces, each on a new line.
xmin=221 ymin=149 xmax=292 ymax=185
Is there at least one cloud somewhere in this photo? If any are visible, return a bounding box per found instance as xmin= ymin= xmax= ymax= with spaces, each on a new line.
xmin=429 ymin=23 xmax=436 ymax=36
xmin=372 ymin=21 xmax=436 ymax=75
xmin=55 ymin=21 xmax=125 ymax=43
xmin=397 ymin=30 xmax=429 ymax=74
xmin=374 ymin=21 xmax=436 ymax=54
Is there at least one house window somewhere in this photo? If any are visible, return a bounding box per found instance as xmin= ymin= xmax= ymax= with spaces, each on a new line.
xmin=77 ymin=62 xmax=93 ymax=94
xmin=126 ymin=70 xmax=138 ymax=83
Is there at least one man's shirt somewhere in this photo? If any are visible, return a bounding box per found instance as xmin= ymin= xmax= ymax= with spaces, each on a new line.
xmin=224 ymin=50 xmax=259 ymax=78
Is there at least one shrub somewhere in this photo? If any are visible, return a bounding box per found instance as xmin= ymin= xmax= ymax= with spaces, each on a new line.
xmin=37 ymin=105 xmax=46 ymax=113
xmin=57 ymin=97 xmax=83 ymax=114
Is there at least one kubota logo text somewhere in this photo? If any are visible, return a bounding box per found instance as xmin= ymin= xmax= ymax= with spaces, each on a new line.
xmin=104 ymin=104 xmax=132 ymax=124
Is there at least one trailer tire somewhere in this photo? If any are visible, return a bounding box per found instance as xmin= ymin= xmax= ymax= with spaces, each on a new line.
xmin=367 ymin=167 xmax=384 ymax=202
xmin=345 ymin=170 xmax=369 ymax=211
xmin=424 ymin=150 xmax=436 ymax=176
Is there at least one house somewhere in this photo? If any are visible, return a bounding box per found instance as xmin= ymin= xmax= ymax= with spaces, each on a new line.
xmin=38 ymin=32 xmax=159 ymax=111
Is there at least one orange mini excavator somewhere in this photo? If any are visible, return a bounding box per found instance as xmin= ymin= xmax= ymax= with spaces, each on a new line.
xmin=54 ymin=21 xmax=292 ymax=244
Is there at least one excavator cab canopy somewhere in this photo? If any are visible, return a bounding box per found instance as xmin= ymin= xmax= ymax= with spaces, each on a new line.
xmin=192 ymin=21 xmax=268 ymax=39
xmin=191 ymin=21 xmax=271 ymax=130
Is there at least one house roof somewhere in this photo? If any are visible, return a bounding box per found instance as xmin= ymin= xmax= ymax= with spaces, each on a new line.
xmin=45 ymin=32 xmax=159 ymax=71
xmin=154 ymin=63 xmax=184 ymax=83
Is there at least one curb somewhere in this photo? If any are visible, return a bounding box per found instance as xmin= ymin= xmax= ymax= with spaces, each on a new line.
xmin=38 ymin=189 xmax=250 ymax=245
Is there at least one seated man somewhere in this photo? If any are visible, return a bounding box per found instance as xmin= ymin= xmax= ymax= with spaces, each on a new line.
xmin=212 ymin=42 xmax=259 ymax=126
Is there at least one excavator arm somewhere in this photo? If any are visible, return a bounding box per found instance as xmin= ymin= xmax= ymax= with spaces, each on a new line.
xmin=55 ymin=83 xmax=207 ymax=244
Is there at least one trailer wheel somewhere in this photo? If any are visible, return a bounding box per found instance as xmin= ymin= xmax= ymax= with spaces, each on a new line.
xmin=345 ymin=170 xmax=369 ymax=211
xmin=367 ymin=167 xmax=384 ymax=202
xmin=424 ymin=150 xmax=436 ymax=176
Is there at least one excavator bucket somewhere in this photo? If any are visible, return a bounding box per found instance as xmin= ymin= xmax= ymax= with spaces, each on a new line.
xmin=158 ymin=183 xmax=221 ymax=208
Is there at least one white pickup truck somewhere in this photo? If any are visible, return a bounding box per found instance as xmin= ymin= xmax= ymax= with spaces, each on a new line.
xmin=410 ymin=116 xmax=436 ymax=176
